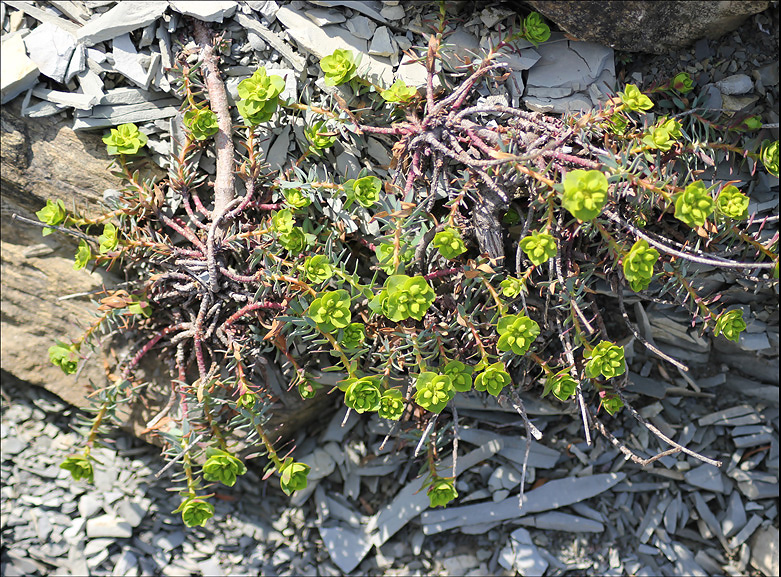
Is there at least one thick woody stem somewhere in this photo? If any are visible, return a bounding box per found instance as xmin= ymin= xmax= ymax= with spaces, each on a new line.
xmin=192 ymin=21 xmax=235 ymax=219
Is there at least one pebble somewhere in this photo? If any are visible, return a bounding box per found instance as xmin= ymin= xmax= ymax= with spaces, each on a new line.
xmin=86 ymin=514 xmax=134 ymax=538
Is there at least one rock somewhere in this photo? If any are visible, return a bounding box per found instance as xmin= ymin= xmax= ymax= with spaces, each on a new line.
xmin=523 ymin=1 xmax=770 ymax=54
xmin=86 ymin=514 xmax=133 ymax=538
xmin=233 ymin=12 xmax=306 ymax=72
xmin=153 ymin=530 xmax=186 ymax=552
xmin=368 ymin=26 xmax=396 ymax=58
xmin=23 ymin=22 xmax=77 ymax=84
xmin=300 ymin=447 xmax=336 ymax=481
xmin=346 ymin=15 xmax=376 ymax=40
xmin=715 ymin=74 xmax=754 ymax=95
xmin=305 ymin=8 xmax=346 ymax=26
xmin=480 ymin=7 xmax=514 ymax=29
xmin=722 ymin=491 xmax=747 ymax=538
xmin=0 ymin=32 xmax=39 ymax=105
xmin=498 ymin=528 xmax=548 ymax=577
xmin=168 ymin=1 xmax=237 ymax=22
xmin=319 ymin=525 xmax=374 ymax=574
xmin=684 ymin=464 xmax=725 ymax=493
xmin=112 ymin=33 xmax=150 ymax=89
xmin=112 ymin=549 xmax=138 ymax=576
xmin=750 ymin=526 xmax=780 ymax=577
xmin=523 ymin=93 xmax=594 ymax=114
xmin=77 ymin=1 xmax=169 ymax=46
xmin=78 ymin=495 xmax=104 ymax=519
xmin=380 ymin=4 xmax=405 ymax=20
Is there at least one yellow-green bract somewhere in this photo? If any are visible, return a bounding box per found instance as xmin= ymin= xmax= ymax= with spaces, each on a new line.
xmin=672 ymin=72 xmax=694 ymax=93
xmin=236 ymin=67 xmax=285 ymax=125
xmin=619 ymin=84 xmax=653 ymax=112
xmin=443 ymin=360 xmax=474 ymax=393
xmin=303 ymin=255 xmax=333 ymax=283
xmin=202 ymin=449 xmax=247 ymax=487
xmin=371 ymin=275 xmax=435 ymax=322
xmin=584 ymin=342 xmax=626 ymax=379
xmin=673 ymin=180 xmax=715 ymax=228
xmin=60 ymin=454 xmax=93 ymax=482
xmin=623 ymin=239 xmax=660 ymax=292
xmin=500 ymin=276 xmax=523 ymax=298
xmin=562 ymin=169 xmax=608 ymax=221
xmin=343 ymin=377 xmax=383 ymax=413
xmin=716 ymin=185 xmax=749 ymax=220
xmin=73 ymin=240 xmax=92 ymax=270
xmin=98 ymin=223 xmax=119 ymax=253
xmin=714 ymin=309 xmax=746 ymax=342
xmin=378 ymin=388 xmax=405 ymax=420
xmin=518 ymin=231 xmax=557 ymax=265
xmin=381 ymin=79 xmax=418 ymax=103
xmin=102 ymin=123 xmax=147 ymax=155
xmin=600 ymin=394 xmax=624 ymax=415
xmin=320 ymin=49 xmax=356 ymax=86
xmin=522 ymin=11 xmax=551 ymax=44
xmin=278 ymin=459 xmax=310 ymax=495
xmin=473 ymin=362 xmax=511 ymax=396
xmin=542 ymin=370 xmax=578 ymax=401
xmin=642 ymin=117 xmax=681 ymax=151
xmin=432 ymin=227 xmax=467 ymax=259
xmin=497 ymin=314 xmax=540 ymax=356
xmin=183 ymin=108 xmax=219 ymax=140
xmin=308 ymin=290 xmax=352 ymax=333
xmin=36 ymin=199 xmax=67 ymax=236
xmin=344 ymin=175 xmax=382 ymax=208
xmin=428 ymin=477 xmax=458 ymax=507
xmin=414 ymin=372 xmax=455 ymax=413
xmin=760 ymin=140 xmax=779 ymax=177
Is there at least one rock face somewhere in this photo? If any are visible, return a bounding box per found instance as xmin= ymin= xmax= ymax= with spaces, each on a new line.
xmin=0 ymin=102 xmax=329 ymax=445
xmin=520 ymin=1 xmax=769 ymax=54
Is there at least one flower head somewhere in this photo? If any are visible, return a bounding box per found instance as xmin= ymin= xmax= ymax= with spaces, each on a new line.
xmin=584 ymin=341 xmax=626 ymax=379
xmin=98 ymin=223 xmax=119 ymax=254
xmin=542 ymin=370 xmax=578 ymax=401
xmin=378 ymin=388 xmax=405 ymax=420
xmin=343 ymin=377 xmax=382 ymax=413
xmin=345 ymin=175 xmax=382 ymax=208
xmin=102 ymin=123 xmax=147 ymax=155
xmin=432 ymin=228 xmax=467 ymax=260
xmin=519 ymin=231 xmax=557 ymax=266
xmin=521 ymin=11 xmax=551 ymax=44
xmin=443 ymin=360 xmax=474 ymax=393
xmin=49 ymin=341 xmax=80 ymax=375
xmin=562 ymin=169 xmax=608 ymax=221
xmin=371 ymin=275 xmax=435 ymax=322
xmin=183 ymin=108 xmax=219 ymax=140
xmin=497 ymin=314 xmax=540 ymax=356
xmin=73 ymin=240 xmax=92 ymax=270
xmin=474 ymin=362 xmax=512 ymax=396
xmin=760 ymin=139 xmax=779 ymax=177
xmin=674 ymin=180 xmax=715 ymax=228
xmin=305 ymin=121 xmax=337 ymax=153
xmin=278 ymin=459 xmax=310 ymax=495
xmin=414 ymin=372 xmax=455 ymax=413
xmin=716 ymin=185 xmax=749 ymax=220
xmin=309 ymin=290 xmax=351 ymax=333
xmin=60 ymin=455 xmax=93 ymax=483
xmin=714 ymin=309 xmax=746 ymax=343
xmin=428 ymin=477 xmax=458 ymax=507
xmin=381 ymin=79 xmax=418 ymax=103
xmin=623 ymin=239 xmax=659 ymax=292
xmin=36 ymin=199 xmax=67 ymax=236
xmin=320 ymin=49 xmax=356 ymax=86
xmin=671 ymin=72 xmax=694 ymax=93
xmin=340 ymin=322 xmax=366 ymax=350
xmin=181 ymin=498 xmax=215 ymax=527
xmin=500 ymin=277 xmax=524 ymax=298
xmin=303 ymin=255 xmax=333 ymax=283
xmin=619 ymin=84 xmax=653 ymax=112
xmin=202 ymin=449 xmax=247 ymax=487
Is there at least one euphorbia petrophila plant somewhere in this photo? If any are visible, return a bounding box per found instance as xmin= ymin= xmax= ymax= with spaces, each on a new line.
xmin=29 ymin=6 xmax=778 ymax=523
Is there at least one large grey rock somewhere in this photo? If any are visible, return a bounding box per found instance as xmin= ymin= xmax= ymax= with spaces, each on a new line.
xmin=522 ymin=1 xmax=769 ymax=54
xmin=750 ymin=526 xmax=780 ymax=577
xmin=168 ymin=1 xmax=238 ymax=22
xmin=1 ymin=32 xmax=39 ymax=104
xmin=77 ymin=1 xmax=168 ymax=46
xmin=23 ymin=22 xmax=77 ymax=83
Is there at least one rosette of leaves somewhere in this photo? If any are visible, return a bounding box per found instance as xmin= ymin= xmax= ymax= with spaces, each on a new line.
xmin=427 ymin=477 xmax=458 ymax=507
xmin=342 ymin=376 xmax=383 ymax=413
xmin=671 ymin=72 xmax=694 ymax=93
xmin=414 ymin=372 xmax=455 ymax=413
xmin=443 ymin=360 xmax=474 ymax=393
xmin=542 ymin=370 xmax=578 ymax=401
xmin=600 ymin=394 xmax=624 ymax=416
xmin=714 ymin=309 xmax=746 ymax=342
xmin=60 ymin=454 xmax=93 ymax=482
xmin=518 ymin=231 xmax=557 ymax=266
xmin=375 ymin=243 xmax=414 ymax=274
xmin=474 ymin=362 xmax=512 ymax=396
xmin=497 ymin=314 xmax=540 ymax=356
xmin=236 ymin=67 xmax=285 ymax=125
xmin=279 ymin=228 xmax=307 ymax=253
xmin=284 ymin=188 xmax=312 ymax=209
xmin=642 ymin=117 xmax=681 ymax=151
xmin=73 ymin=240 xmax=92 ymax=270
xmin=432 ymin=227 xmax=467 ymax=259
xmin=370 ymin=275 xmax=436 ymax=322
xmin=98 ymin=223 xmax=119 ymax=254
xmin=619 ymin=84 xmax=653 ymax=112
xmin=500 ymin=277 xmax=523 ymax=298
xmin=562 ymin=169 xmax=608 ymax=221
xmin=760 ymin=140 xmax=779 ymax=177
xmin=344 ymin=175 xmax=382 ymax=208
xmin=102 ymin=122 xmax=148 ymax=155
xmin=521 ymin=11 xmax=551 ymax=44
xmin=305 ymin=121 xmax=337 ymax=154
xmin=380 ymin=79 xmax=418 ymax=103
xmin=584 ymin=342 xmax=626 ymax=379
xmin=378 ymin=388 xmax=405 ymax=420
xmin=716 ymin=185 xmax=749 ymax=220
xmin=36 ymin=199 xmax=67 ymax=236
xmin=271 ymin=208 xmax=295 ymax=234
xmin=319 ymin=49 xmax=356 ymax=86
xmin=606 ymin=114 xmax=629 ymax=135
xmin=308 ymin=290 xmax=352 ymax=333
xmin=183 ymin=108 xmax=219 ymax=140
xmin=179 ymin=498 xmax=214 ymax=527
xmin=303 ymin=255 xmax=333 ymax=283
xmin=622 ymin=239 xmax=660 ymax=292
xmin=340 ymin=322 xmax=366 ymax=349
xmin=202 ymin=448 xmax=247 ymax=487
xmin=278 ymin=458 xmax=310 ymax=495
xmin=673 ymin=180 xmax=715 ymax=228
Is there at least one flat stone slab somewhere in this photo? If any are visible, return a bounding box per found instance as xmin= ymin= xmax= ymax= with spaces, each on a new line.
xmin=319 ymin=525 xmax=373 ymax=574
xmin=1 ymin=32 xmax=39 ymax=104
xmin=77 ymin=1 xmax=168 ymax=46
xmin=168 ymin=1 xmax=237 ymax=22
xmin=23 ymin=22 xmax=77 ymax=83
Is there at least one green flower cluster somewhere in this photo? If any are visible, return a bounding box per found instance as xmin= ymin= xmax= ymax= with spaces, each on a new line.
xmin=428 ymin=477 xmax=458 ymax=507
xmin=414 ymin=372 xmax=455 ymax=413
xmin=600 ymin=394 xmax=624 ymax=416
xmin=340 ymin=322 xmax=366 ymax=349
xmin=623 ymin=239 xmax=660 ymax=292
xmin=102 ymin=123 xmax=148 ymax=155
xmin=619 ymin=84 xmax=653 ymax=112
xmin=183 ymin=108 xmax=219 ymax=140
xmin=497 ymin=314 xmax=540 ymax=356
xmin=642 ymin=117 xmax=682 ymax=151
xmin=320 ymin=49 xmax=356 ymax=86
xmin=305 ymin=121 xmax=337 ymax=153
xmin=760 ymin=139 xmax=778 ymax=177
xmin=99 ymin=223 xmax=119 ymax=254
xmin=584 ymin=341 xmax=626 ymax=379
xmin=237 ymin=67 xmax=285 ymax=125
xmin=521 ymin=11 xmax=551 ymax=44
xmin=180 ymin=498 xmax=214 ymax=527
xmin=714 ymin=309 xmax=746 ymax=342
xmin=519 ymin=231 xmax=557 ymax=265
xmin=342 ymin=376 xmax=382 ymax=413
xmin=443 ymin=360 xmax=474 ymax=392
xmin=279 ymin=459 xmax=310 ymax=495
xmin=73 ymin=240 xmax=92 ymax=270
xmin=202 ymin=448 xmax=247 ymax=487
xmin=309 ymin=290 xmax=351 ymax=333
xmin=284 ymin=188 xmax=312 ymax=209
xmin=60 ymin=454 xmax=93 ymax=483
xmin=381 ymin=79 xmax=418 ymax=103
xmin=432 ymin=227 xmax=467 ymax=259
xmin=303 ymin=255 xmax=333 ymax=283
xmin=378 ymin=388 xmax=405 ymax=420
xmin=272 ymin=209 xmax=308 ymax=253
xmin=542 ymin=370 xmax=578 ymax=401
xmin=371 ymin=275 xmax=435 ymax=322
xmin=562 ymin=169 xmax=608 ymax=221
xmin=500 ymin=277 xmax=523 ymax=298
xmin=474 ymin=362 xmax=511 ymax=396
xmin=375 ymin=243 xmax=414 ymax=274
xmin=36 ymin=199 xmax=67 ymax=237
xmin=716 ymin=185 xmax=749 ymax=220
xmin=49 ymin=341 xmax=80 ymax=375
xmin=673 ymin=180 xmax=714 ymax=228
xmin=344 ymin=175 xmax=382 ymax=208
xmin=671 ymin=72 xmax=694 ymax=93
